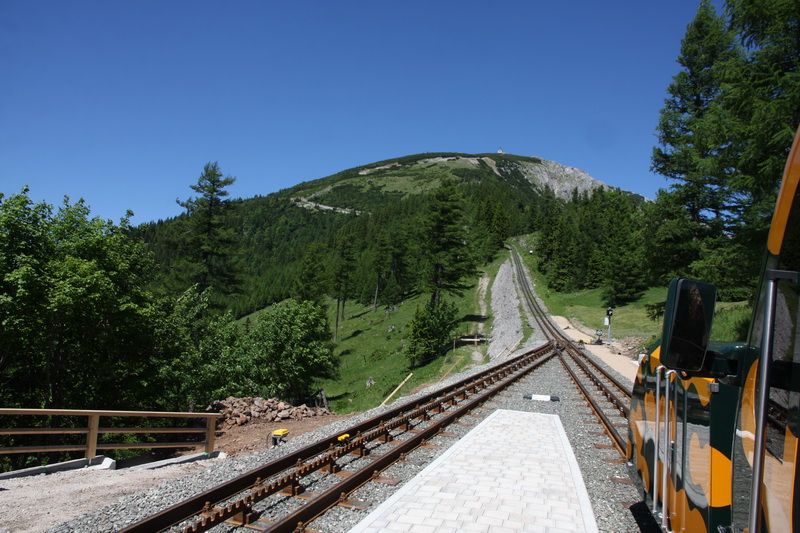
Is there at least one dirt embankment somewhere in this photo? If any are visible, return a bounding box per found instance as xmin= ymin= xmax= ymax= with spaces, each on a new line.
xmin=550 ymin=315 xmax=643 ymax=383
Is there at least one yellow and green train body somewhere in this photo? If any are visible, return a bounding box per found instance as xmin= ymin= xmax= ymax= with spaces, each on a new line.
xmin=627 ymin=126 xmax=800 ymax=533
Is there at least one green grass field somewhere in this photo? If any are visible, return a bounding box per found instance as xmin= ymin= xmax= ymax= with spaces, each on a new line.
xmin=316 ymin=257 xmax=507 ymax=414
xmin=510 ymin=239 xmax=752 ymax=349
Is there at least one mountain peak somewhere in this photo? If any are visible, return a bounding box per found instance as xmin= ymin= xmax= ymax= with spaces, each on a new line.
xmin=280 ymin=151 xmax=629 ymax=214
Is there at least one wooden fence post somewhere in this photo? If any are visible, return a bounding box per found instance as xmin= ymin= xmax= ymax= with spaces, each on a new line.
xmin=86 ymin=414 xmax=100 ymax=460
xmin=205 ymin=418 xmax=216 ymax=454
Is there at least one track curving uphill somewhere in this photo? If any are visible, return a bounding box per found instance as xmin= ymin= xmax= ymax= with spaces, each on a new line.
xmin=508 ymin=244 xmax=632 ymax=456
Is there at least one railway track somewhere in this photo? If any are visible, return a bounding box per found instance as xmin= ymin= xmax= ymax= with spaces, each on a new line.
xmin=508 ymin=245 xmax=631 ymax=455
xmin=120 ymin=248 xmax=634 ymax=533
xmin=121 ymin=345 xmax=558 ymax=532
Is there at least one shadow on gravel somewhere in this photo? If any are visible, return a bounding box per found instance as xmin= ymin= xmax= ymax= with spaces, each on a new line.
xmin=628 ymin=501 xmax=663 ymax=532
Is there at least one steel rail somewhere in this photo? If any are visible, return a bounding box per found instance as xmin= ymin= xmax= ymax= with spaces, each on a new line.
xmin=508 ymin=244 xmax=630 ymax=456
xmin=247 ymin=351 xmax=556 ymax=533
xmin=508 ymin=246 xmax=567 ymax=344
xmin=558 ymin=357 xmax=627 ymax=455
xmin=568 ymin=347 xmax=632 ymax=400
xmin=120 ymin=344 xmax=556 ymax=533
xmin=564 ymin=351 xmax=630 ymax=416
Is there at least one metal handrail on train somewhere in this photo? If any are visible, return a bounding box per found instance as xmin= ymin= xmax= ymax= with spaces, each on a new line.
xmin=0 ymin=408 xmax=220 ymax=460
xmin=651 ymin=366 xmax=677 ymax=532
xmin=651 ymin=365 xmax=665 ymax=515
xmin=660 ymin=369 xmax=676 ymax=531
xmin=749 ymin=270 xmax=799 ymax=533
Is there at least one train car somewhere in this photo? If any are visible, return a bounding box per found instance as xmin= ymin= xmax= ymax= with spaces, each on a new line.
xmin=627 ymin=125 xmax=800 ymax=533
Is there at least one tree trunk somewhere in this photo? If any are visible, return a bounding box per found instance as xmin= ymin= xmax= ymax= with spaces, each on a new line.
xmin=334 ymin=299 xmax=340 ymax=342
xmin=318 ymin=389 xmax=329 ymax=410
xmin=373 ymin=276 xmax=380 ymax=312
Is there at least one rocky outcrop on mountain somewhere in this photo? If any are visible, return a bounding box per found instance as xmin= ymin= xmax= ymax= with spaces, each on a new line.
xmin=516 ymin=158 xmax=609 ymax=199
xmin=207 ymin=397 xmax=333 ymax=428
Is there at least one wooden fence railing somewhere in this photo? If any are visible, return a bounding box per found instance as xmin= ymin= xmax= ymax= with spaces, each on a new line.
xmin=0 ymin=408 xmax=220 ymax=460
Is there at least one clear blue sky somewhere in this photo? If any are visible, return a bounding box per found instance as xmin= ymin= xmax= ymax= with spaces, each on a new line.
xmin=2 ymin=1 xmax=708 ymax=224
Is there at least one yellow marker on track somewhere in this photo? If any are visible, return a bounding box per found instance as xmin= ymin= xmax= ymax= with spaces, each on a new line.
xmin=271 ymin=428 xmax=289 ymax=447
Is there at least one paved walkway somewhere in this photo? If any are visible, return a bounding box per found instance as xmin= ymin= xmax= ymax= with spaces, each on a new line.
xmin=349 ymin=409 xmax=598 ymax=533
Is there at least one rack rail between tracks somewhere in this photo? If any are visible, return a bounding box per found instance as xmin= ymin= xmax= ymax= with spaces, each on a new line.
xmin=121 ymin=343 xmax=557 ymax=533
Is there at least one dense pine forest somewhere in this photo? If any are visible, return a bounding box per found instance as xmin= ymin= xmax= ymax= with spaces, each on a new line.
xmin=1 ymin=0 xmax=798 ymax=470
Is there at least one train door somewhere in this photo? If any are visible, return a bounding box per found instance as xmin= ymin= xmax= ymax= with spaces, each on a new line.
xmin=730 ymin=138 xmax=800 ymax=532
xmin=648 ymin=279 xmax=738 ymax=533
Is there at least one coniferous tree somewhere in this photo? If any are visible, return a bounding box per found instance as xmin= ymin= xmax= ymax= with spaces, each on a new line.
xmin=417 ymin=180 xmax=476 ymax=303
xmin=640 ymin=189 xmax=697 ymax=285
xmin=468 ymin=197 xmax=501 ymax=263
xmin=367 ymin=231 xmax=397 ymax=311
xmin=330 ymin=229 xmax=355 ymax=341
xmin=292 ymin=243 xmax=328 ymax=305
xmin=649 ymin=0 xmax=800 ymax=295
xmin=651 ymin=0 xmax=739 ymax=270
xmin=585 ymin=248 xmax=606 ymax=289
xmin=598 ymin=191 xmax=646 ymax=306
xmin=720 ymin=0 xmax=800 ymax=265
xmin=533 ymin=187 xmax=562 ymax=270
xmin=547 ymin=214 xmax=580 ymax=292
xmin=176 ymin=162 xmax=240 ymax=306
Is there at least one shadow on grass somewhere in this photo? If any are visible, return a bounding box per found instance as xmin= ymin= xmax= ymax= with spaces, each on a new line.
xmin=345 ymin=329 xmax=363 ymax=340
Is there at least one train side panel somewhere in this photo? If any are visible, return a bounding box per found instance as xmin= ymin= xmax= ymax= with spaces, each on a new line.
xmin=628 ymin=346 xmax=736 ymax=532
xmin=629 ymin=126 xmax=800 ymax=532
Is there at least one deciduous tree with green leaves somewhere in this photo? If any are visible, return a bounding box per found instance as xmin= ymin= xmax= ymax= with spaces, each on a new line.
xmin=244 ymin=299 xmax=336 ymax=404
xmin=406 ymin=299 xmax=459 ymax=368
xmin=0 ymin=189 xmax=169 ymax=410
xmin=155 ymin=286 xmax=243 ymax=411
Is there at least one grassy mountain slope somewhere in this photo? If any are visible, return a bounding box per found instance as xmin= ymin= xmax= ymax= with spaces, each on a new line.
xmin=238 ymin=249 xmax=507 ymax=414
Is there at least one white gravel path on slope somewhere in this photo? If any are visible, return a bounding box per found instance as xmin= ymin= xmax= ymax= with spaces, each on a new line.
xmin=487 ymin=259 xmax=524 ymax=359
